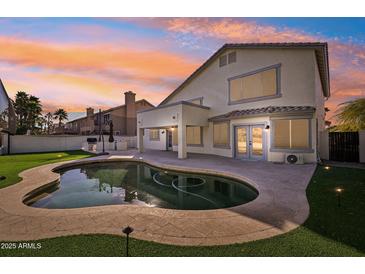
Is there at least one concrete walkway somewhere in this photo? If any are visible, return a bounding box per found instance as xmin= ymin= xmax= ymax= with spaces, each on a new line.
xmin=0 ymin=150 xmax=316 ymax=246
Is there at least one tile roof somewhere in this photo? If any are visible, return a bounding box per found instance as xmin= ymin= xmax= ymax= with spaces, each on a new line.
xmin=208 ymin=106 xmax=316 ymax=121
xmin=159 ymin=42 xmax=329 ymax=105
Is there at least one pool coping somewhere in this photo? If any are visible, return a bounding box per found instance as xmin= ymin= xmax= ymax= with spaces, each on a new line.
xmin=0 ymin=153 xmax=316 ymax=246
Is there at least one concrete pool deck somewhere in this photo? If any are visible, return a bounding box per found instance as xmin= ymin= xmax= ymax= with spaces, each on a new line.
xmin=0 ymin=150 xmax=316 ymax=246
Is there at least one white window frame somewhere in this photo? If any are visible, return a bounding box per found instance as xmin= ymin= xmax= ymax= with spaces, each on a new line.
xmin=149 ymin=129 xmax=160 ymax=141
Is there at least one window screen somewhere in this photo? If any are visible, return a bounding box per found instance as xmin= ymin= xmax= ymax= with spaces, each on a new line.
xmin=172 ymin=129 xmax=178 ymax=145
xmin=230 ymin=67 xmax=278 ymax=102
xmin=149 ymin=129 xmax=160 ymax=141
xmin=228 ymin=52 xmax=236 ymax=64
xmin=186 ymin=126 xmax=202 ymax=145
xmin=219 ymin=55 xmax=227 ymax=67
xmin=273 ymin=119 xmax=310 ymax=149
xmin=213 ymin=122 xmax=229 ymax=147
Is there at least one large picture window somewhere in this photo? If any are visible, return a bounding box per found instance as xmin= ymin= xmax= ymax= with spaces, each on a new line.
xmin=229 ymin=64 xmax=280 ymax=104
xmin=149 ymin=129 xmax=160 ymax=141
xmin=272 ymin=119 xmax=310 ymax=150
xmin=186 ymin=126 xmax=202 ymax=146
xmin=213 ymin=122 xmax=230 ymax=148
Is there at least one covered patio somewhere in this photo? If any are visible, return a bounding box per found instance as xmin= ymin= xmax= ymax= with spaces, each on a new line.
xmin=137 ymin=101 xmax=210 ymax=159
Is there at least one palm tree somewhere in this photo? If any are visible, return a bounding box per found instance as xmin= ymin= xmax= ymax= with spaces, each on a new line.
xmin=45 ymin=112 xmax=54 ymax=134
xmin=53 ymin=108 xmax=68 ymax=128
xmin=334 ymin=98 xmax=365 ymax=132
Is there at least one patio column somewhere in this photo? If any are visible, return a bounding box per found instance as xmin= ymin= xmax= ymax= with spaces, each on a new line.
xmin=137 ymin=128 xmax=144 ymax=153
xmin=177 ymin=121 xmax=187 ymax=159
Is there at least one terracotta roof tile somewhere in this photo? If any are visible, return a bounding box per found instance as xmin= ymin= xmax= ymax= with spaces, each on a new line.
xmin=209 ymin=106 xmax=315 ymax=121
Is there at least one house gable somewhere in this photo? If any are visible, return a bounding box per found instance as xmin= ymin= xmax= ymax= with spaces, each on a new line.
xmin=159 ymin=43 xmax=330 ymax=108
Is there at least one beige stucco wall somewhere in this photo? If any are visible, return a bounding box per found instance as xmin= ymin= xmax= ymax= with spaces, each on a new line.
xmin=319 ymin=130 xmax=329 ymax=160
xmin=3 ymin=135 xmax=136 ymax=154
xmin=181 ymin=116 xmax=317 ymax=163
xmin=164 ymin=48 xmax=318 ymax=116
xmin=138 ymin=104 xmax=210 ymax=152
xmin=143 ymin=129 xmax=167 ymax=150
xmin=138 ymin=48 xmax=325 ymax=163
xmin=138 ymin=104 xmax=181 ymax=129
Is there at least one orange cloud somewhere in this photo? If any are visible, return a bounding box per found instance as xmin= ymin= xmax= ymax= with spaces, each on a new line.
xmin=0 ymin=36 xmax=198 ymax=79
xmin=2 ymin=18 xmax=365 ymax=124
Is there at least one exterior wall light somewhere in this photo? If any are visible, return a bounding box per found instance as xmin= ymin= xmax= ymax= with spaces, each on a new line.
xmin=265 ymin=125 xmax=270 ymax=131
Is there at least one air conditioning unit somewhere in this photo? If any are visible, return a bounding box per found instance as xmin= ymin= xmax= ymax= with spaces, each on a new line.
xmin=285 ymin=153 xmax=304 ymax=164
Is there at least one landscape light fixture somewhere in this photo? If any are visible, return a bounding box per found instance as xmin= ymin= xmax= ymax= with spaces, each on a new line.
xmin=335 ymin=187 xmax=344 ymax=207
xmin=122 ymin=226 xmax=134 ymax=257
xmin=324 ymin=166 xmax=330 ymax=170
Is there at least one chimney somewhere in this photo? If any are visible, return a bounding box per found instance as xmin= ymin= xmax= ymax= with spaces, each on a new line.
xmin=86 ymin=107 xmax=94 ymax=118
xmin=124 ymin=91 xmax=136 ymax=136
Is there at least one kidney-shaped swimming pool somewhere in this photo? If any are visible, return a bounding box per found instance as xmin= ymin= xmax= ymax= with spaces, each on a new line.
xmin=24 ymin=161 xmax=258 ymax=210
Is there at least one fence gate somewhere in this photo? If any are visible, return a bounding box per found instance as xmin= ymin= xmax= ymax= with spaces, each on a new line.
xmin=329 ymin=132 xmax=359 ymax=162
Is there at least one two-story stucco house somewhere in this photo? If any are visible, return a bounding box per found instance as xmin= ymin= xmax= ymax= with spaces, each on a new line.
xmin=137 ymin=43 xmax=330 ymax=163
xmin=65 ymin=91 xmax=154 ymax=136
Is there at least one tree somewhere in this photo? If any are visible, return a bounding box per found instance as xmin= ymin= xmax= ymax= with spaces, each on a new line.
xmin=53 ymin=108 xmax=68 ymax=127
xmin=36 ymin=115 xmax=47 ymax=134
xmin=13 ymin=91 xmax=42 ymax=134
xmin=45 ymin=112 xmax=54 ymax=134
xmin=334 ymin=98 xmax=365 ymax=132
xmin=26 ymin=95 xmax=42 ymax=132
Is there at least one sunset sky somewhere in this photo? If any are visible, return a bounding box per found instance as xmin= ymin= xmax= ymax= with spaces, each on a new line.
xmin=0 ymin=18 xmax=364 ymax=122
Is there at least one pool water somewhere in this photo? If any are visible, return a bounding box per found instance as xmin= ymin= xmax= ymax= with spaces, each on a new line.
xmin=26 ymin=162 xmax=258 ymax=210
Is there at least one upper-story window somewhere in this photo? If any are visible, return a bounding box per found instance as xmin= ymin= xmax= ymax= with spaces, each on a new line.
xmin=103 ymin=113 xmax=110 ymax=124
xmin=228 ymin=64 xmax=281 ymax=104
xmin=219 ymin=51 xmax=236 ymax=67
xmin=228 ymin=52 xmax=236 ymax=64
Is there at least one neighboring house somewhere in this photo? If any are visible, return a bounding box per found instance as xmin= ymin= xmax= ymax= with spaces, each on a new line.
xmin=0 ymin=79 xmax=16 ymax=154
xmin=65 ymin=91 xmax=154 ymax=136
xmin=137 ymin=43 xmax=330 ymax=163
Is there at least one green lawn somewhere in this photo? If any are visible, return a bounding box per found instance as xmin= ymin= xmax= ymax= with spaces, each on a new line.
xmin=0 ymin=153 xmax=364 ymax=256
xmin=0 ymin=150 xmax=93 ymax=189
